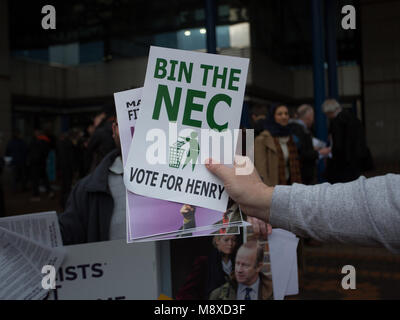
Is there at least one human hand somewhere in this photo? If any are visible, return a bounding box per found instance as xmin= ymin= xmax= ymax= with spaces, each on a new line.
xmin=205 ymin=156 xmax=274 ymax=222
xmin=180 ymin=204 xmax=196 ymax=230
xmin=247 ymin=217 xmax=272 ymax=240
xmin=180 ymin=204 xmax=195 ymax=217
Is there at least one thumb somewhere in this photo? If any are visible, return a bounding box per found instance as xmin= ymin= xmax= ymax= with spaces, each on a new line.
xmin=205 ymin=158 xmax=234 ymax=183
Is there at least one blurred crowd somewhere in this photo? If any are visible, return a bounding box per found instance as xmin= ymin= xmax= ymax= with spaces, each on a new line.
xmin=249 ymin=99 xmax=372 ymax=187
xmin=0 ymin=98 xmax=372 ymax=219
xmin=0 ymin=104 xmax=117 ymax=216
xmin=248 ymin=99 xmax=372 ymax=250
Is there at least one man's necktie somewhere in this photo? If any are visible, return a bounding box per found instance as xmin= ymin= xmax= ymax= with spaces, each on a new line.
xmin=245 ymin=287 xmax=252 ymax=300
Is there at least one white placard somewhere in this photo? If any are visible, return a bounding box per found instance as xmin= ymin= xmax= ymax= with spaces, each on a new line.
xmin=47 ymin=240 xmax=161 ymax=300
xmin=124 ymin=46 xmax=249 ymax=212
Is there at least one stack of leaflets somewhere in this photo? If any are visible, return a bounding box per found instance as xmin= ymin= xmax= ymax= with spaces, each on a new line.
xmin=114 ymin=46 xmax=252 ymax=242
xmin=0 ymin=212 xmax=65 ymax=300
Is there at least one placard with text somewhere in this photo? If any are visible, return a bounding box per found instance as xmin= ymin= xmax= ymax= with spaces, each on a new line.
xmin=124 ymin=46 xmax=249 ymax=212
xmin=114 ymin=88 xmax=247 ymax=241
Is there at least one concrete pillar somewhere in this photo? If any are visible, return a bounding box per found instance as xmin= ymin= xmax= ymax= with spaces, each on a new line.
xmin=0 ymin=0 xmax=11 ymax=153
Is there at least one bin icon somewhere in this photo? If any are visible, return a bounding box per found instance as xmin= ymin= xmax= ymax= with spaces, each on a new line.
xmin=169 ymin=139 xmax=187 ymax=168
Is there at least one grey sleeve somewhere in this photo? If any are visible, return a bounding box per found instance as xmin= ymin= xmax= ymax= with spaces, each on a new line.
xmin=269 ymin=174 xmax=400 ymax=254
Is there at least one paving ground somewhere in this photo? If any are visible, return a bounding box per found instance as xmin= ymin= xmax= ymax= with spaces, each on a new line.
xmin=290 ymin=243 xmax=400 ymax=299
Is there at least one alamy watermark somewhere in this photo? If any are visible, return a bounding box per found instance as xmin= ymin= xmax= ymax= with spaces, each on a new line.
xmin=40 ymin=5 xmax=355 ymax=31
xmin=41 ymin=5 xmax=56 ymax=30
xmin=341 ymin=5 xmax=356 ymax=30
xmin=41 ymin=265 xmax=56 ymax=290
xmin=341 ymin=265 xmax=356 ymax=290
xmin=143 ymin=124 xmax=255 ymax=175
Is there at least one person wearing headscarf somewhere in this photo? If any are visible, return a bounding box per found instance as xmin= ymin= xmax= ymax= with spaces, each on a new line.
xmin=254 ymin=104 xmax=302 ymax=186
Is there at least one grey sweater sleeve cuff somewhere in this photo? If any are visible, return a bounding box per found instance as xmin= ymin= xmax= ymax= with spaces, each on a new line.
xmin=269 ymin=184 xmax=320 ymax=240
xmin=269 ymin=186 xmax=293 ymax=231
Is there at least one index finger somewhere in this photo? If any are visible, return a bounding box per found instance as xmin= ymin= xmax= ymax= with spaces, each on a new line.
xmin=205 ymin=158 xmax=235 ymax=182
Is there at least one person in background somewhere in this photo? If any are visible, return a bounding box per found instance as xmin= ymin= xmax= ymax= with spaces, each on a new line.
xmin=27 ymin=129 xmax=53 ymax=201
xmin=254 ymin=104 xmax=302 ymax=186
xmin=43 ymin=125 xmax=57 ymax=185
xmin=289 ymin=104 xmax=331 ymax=185
xmin=57 ymin=128 xmax=81 ymax=210
xmin=249 ymin=104 xmax=268 ymax=137
xmin=209 ymin=240 xmax=273 ymax=300
xmin=76 ymin=121 xmax=95 ymax=179
xmin=176 ymin=235 xmax=240 ymax=300
xmin=289 ymin=105 xmax=332 ymax=248
xmin=84 ymin=105 xmax=117 ymax=174
xmin=323 ymin=99 xmax=371 ymax=183
xmin=5 ymin=130 xmax=28 ymax=192
xmin=59 ymin=117 xmax=123 ymax=244
xmin=254 ymin=104 xmax=304 ymax=264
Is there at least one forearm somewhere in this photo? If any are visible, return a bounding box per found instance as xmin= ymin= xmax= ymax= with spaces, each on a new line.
xmin=269 ymin=174 xmax=400 ymax=253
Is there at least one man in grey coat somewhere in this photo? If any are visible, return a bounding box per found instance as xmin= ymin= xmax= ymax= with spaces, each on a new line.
xmin=205 ymin=156 xmax=400 ymax=254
